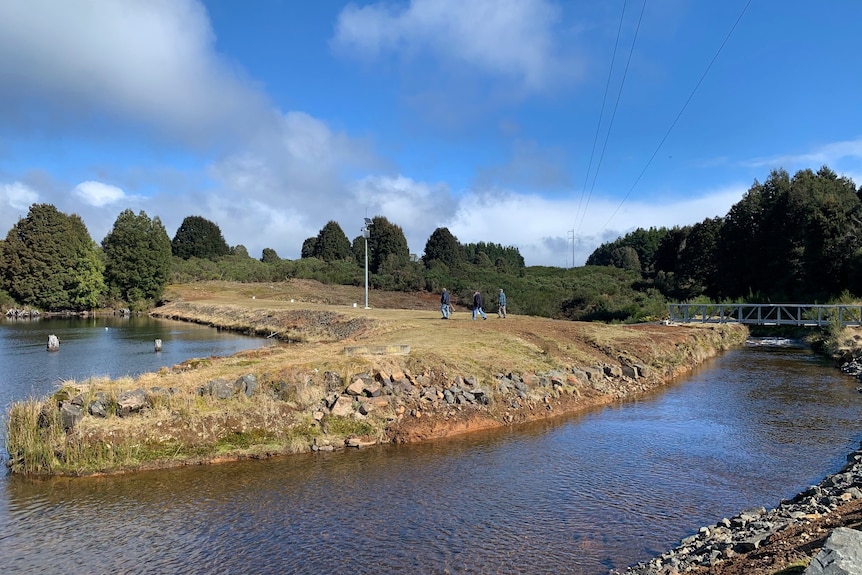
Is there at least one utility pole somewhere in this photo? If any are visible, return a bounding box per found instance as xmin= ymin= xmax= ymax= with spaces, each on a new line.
xmin=567 ymin=229 xmax=575 ymax=269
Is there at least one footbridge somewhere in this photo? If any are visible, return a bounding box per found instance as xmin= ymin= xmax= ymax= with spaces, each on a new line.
xmin=668 ymin=303 xmax=862 ymax=327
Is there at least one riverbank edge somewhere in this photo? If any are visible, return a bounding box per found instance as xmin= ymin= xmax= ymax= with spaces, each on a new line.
xmin=5 ymin=300 xmax=748 ymax=477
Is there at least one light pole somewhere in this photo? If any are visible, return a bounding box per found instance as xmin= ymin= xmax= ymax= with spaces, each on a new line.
xmin=362 ymin=218 xmax=373 ymax=309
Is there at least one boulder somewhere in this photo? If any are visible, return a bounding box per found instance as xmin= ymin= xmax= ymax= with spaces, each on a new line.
xmin=207 ymin=378 xmax=235 ymax=400
xmin=88 ymin=392 xmax=111 ymax=418
xmin=59 ymin=402 xmax=84 ymax=430
xmin=804 ymin=527 xmax=862 ymax=574
xmin=117 ymin=388 xmax=148 ymax=417
xmin=236 ymin=374 xmax=258 ymax=397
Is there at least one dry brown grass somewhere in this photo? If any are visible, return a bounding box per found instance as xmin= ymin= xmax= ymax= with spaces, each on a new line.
xmin=6 ymin=280 xmax=747 ymax=475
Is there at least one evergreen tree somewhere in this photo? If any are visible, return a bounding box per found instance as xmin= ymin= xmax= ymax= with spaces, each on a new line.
xmin=675 ymin=217 xmax=722 ymax=299
xmin=300 ymin=237 xmax=317 ymax=259
xmin=715 ymin=167 xmax=862 ymax=301
xmin=231 ymin=245 xmax=250 ymax=258
xmin=586 ymin=227 xmax=667 ymax=275
xmin=368 ymin=216 xmax=409 ymax=274
xmin=102 ymin=210 xmax=173 ymax=305
xmin=350 ymin=235 xmax=366 ymax=265
xmin=463 ymin=241 xmax=524 ymax=271
xmin=171 ymin=215 xmax=229 ymax=260
xmin=261 ymin=248 xmax=280 ymax=263
xmin=422 ymin=227 xmax=463 ymax=269
xmin=1 ymin=204 xmax=104 ymax=310
xmin=313 ymin=220 xmax=351 ymax=261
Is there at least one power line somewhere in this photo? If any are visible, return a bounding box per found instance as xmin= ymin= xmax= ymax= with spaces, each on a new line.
xmin=577 ymin=0 xmax=648 ymax=238
xmin=575 ymin=0 xmax=628 ymax=231
xmin=600 ymin=0 xmax=753 ymax=233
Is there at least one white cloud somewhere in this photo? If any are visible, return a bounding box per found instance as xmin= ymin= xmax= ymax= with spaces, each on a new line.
xmin=349 ymin=174 xmax=457 ymax=254
xmin=73 ymin=181 xmax=126 ymax=207
xmin=744 ymin=137 xmax=862 ymax=170
xmin=332 ymin=0 xmax=577 ymax=91
xmin=447 ymin=184 xmax=745 ymax=266
xmin=1 ymin=181 xmax=39 ymax=210
xmin=0 ymin=0 xmax=272 ymax=145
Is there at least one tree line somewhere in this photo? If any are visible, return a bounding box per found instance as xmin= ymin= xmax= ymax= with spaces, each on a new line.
xmin=587 ymin=166 xmax=862 ymax=303
xmin=4 ymin=165 xmax=853 ymax=321
xmin=0 ymin=206 xmax=527 ymax=313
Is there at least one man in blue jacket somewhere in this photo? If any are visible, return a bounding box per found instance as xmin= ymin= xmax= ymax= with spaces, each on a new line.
xmin=497 ymin=288 xmax=507 ymax=318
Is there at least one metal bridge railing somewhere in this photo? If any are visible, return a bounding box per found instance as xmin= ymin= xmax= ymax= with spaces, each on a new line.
xmin=668 ymin=303 xmax=862 ymax=327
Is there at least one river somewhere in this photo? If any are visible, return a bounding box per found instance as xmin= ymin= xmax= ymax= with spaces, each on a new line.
xmin=0 ymin=322 xmax=860 ymax=574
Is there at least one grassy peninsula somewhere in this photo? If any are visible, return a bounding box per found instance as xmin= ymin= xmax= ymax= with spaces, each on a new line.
xmin=5 ymin=280 xmax=747 ymax=476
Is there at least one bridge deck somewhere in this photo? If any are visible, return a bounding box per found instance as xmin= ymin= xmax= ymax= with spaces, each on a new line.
xmin=668 ymin=303 xmax=862 ymax=327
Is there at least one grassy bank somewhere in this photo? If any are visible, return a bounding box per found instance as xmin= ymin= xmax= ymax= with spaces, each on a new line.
xmin=5 ymin=280 xmax=748 ymax=476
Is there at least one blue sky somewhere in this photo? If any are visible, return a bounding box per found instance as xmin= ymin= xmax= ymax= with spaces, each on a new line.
xmin=1 ymin=0 xmax=860 ymax=267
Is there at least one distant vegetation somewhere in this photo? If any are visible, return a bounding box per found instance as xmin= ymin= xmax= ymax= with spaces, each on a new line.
xmin=0 ymin=166 xmax=859 ymax=322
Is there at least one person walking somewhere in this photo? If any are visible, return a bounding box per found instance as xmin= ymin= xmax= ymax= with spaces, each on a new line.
xmin=440 ymin=288 xmax=451 ymax=319
xmin=472 ymin=290 xmax=487 ymax=320
xmin=497 ymin=288 xmax=507 ymax=318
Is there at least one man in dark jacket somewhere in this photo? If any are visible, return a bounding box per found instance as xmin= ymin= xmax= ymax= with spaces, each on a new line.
xmin=472 ymin=290 xmax=487 ymax=320
xmin=440 ymin=288 xmax=451 ymax=319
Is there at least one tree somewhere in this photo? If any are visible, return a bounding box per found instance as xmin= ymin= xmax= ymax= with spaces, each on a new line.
xmin=67 ymin=215 xmax=106 ymax=310
xmin=231 ymin=245 xmax=250 ymax=258
xmin=313 ymin=221 xmax=351 ymax=261
xmin=261 ymin=248 xmax=280 ymax=263
xmin=102 ymin=210 xmax=173 ymax=305
xmin=300 ymin=237 xmax=317 ymax=259
xmin=1 ymin=203 xmax=104 ymax=310
xmin=586 ymin=227 xmax=667 ymax=275
xmin=368 ymin=216 xmax=409 ymax=274
xmin=610 ymin=246 xmax=641 ymax=272
xmin=350 ymin=235 xmax=365 ymax=265
xmin=715 ymin=166 xmax=862 ymax=301
xmin=422 ymin=227 xmax=463 ymax=269
xmin=463 ymin=241 xmax=524 ymax=271
xmin=675 ymin=217 xmax=722 ymax=299
xmin=171 ymin=215 xmax=229 ymax=260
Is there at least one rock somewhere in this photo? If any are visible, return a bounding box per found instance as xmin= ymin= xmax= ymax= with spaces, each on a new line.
xmin=236 ymin=374 xmax=258 ymax=397
xmin=117 ymin=388 xmax=147 ymax=417
xmin=330 ymin=395 xmax=355 ymax=417
xmin=804 ymin=527 xmax=862 ymax=575
xmin=346 ymin=378 xmax=366 ymax=396
xmin=323 ymin=371 xmax=342 ymax=392
xmin=88 ymin=392 xmax=111 ymax=418
xmin=345 ymin=437 xmax=376 ymax=448
xmin=59 ymin=402 xmax=84 ymax=430
xmin=621 ymin=364 xmax=638 ymax=379
xmin=207 ymin=378 xmax=235 ymax=400
xmin=604 ymin=364 xmax=623 ymax=377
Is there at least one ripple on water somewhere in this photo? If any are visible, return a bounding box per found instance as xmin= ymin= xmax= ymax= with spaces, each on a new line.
xmin=1 ymin=345 xmax=861 ymax=574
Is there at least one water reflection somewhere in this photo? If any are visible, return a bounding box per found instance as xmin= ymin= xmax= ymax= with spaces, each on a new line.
xmin=0 ymin=343 xmax=860 ymax=574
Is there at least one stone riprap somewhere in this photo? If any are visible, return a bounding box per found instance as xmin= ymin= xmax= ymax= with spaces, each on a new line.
xmin=616 ymin=445 xmax=862 ymax=574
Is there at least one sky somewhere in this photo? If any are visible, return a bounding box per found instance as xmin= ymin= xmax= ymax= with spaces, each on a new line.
xmin=0 ymin=0 xmax=860 ymax=267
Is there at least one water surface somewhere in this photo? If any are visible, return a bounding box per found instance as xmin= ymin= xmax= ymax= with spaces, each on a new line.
xmin=1 ymin=336 xmax=860 ymax=574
